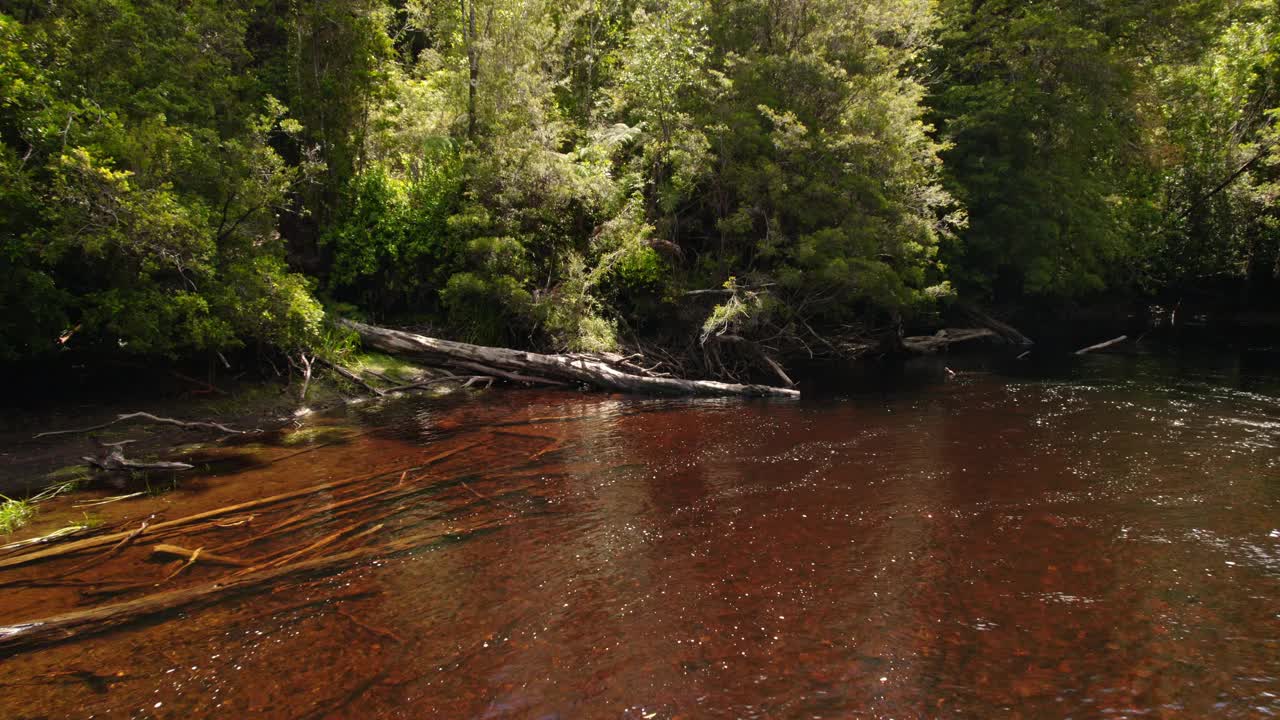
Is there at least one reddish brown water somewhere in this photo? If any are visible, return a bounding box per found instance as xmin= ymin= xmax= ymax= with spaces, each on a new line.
xmin=2 ymin=352 xmax=1279 ymax=718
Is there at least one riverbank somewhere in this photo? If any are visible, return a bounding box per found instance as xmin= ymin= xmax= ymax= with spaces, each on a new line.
xmin=0 ymin=349 xmax=485 ymax=529
xmin=4 ymin=312 xmax=1276 ymax=531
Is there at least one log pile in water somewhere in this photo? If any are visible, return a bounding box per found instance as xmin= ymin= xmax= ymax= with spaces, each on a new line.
xmin=339 ymin=319 xmax=800 ymax=398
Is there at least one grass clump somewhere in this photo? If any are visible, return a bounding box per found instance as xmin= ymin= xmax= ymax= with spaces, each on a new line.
xmin=33 ymin=466 xmax=90 ymax=501
xmin=280 ymin=426 xmax=351 ymax=446
xmin=352 ymin=350 xmax=423 ymax=382
xmin=0 ymin=496 xmax=35 ymax=534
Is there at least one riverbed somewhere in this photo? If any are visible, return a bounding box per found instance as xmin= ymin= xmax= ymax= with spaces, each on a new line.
xmin=1 ymin=346 xmax=1278 ymax=718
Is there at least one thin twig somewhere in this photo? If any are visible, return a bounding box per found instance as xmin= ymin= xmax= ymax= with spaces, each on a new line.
xmin=1075 ymin=335 xmax=1128 ymax=355
xmin=459 ymin=481 xmax=487 ymax=500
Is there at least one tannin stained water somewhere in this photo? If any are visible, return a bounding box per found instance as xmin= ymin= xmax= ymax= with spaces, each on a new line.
xmin=1 ymin=350 xmax=1278 ymax=718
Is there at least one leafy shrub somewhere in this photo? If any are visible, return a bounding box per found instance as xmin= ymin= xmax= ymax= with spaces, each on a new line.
xmin=440 ymin=272 xmax=534 ymax=345
xmin=322 ymin=148 xmax=463 ymax=315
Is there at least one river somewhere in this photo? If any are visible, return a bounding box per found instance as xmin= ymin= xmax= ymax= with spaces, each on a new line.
xmin=1 ymin=346 xmax=1278 ymax=718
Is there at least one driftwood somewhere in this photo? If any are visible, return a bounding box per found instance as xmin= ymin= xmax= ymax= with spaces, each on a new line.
xmin=902 ymin=328 xmax=998 ymax=354
xmin=955 ymin=303 xmax=1034 ymax=346
xmin=47 ymin=520 xmax=152 ymax=579
xmin=0 ymin=440 xmax=475 ymax=571
xmin=83 ymin=442 xmax=193 ymax=473
xmin=339 ymin=319 xmax=799 ymax=398
xmin=381 ymin=375 xmax=493 ymax=393
xmin=1075 ymin=335 xmax=1128 ymax=355
xmin=0 ymin=520 xmax=503 ymax=656
xmin=151 ymin=544 xmax=247 ymax=567
xmin=35 ymin=412 xmax=252 ymax=439
xmin=236 ymin=523 xmax=382 ymax=575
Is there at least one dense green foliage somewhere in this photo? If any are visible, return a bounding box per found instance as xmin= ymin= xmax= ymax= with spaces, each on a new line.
xmin=0 ymin=0 xmax=1276 ymax=366
xmin=929 ymin=0 xmax=1279 ymax=303
xmin=0 ymin=2 xmax=324 ymax=361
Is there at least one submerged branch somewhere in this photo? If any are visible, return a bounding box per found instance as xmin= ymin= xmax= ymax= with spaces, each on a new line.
xmin=0 ymin=440 xmax=477 ymax=572
xmin=0 ymin=519 xmax=506 ymax=656
xmin=151 ymin=544 xmax=247 ymax=567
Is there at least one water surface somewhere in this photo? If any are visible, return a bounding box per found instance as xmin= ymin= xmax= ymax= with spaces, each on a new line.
xmin=2 ymin=350 xmax=1278 ymax=718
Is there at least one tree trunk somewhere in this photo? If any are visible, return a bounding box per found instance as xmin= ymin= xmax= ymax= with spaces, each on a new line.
xmin=465 ymin=0 xmax=478 ymax=141
xmin=901 ymin=328 xmax=998 ymax=354
xmin=338 ymin=319 xmax=799 ymax=398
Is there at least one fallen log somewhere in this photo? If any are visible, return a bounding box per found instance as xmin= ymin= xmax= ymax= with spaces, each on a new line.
xmin=902 ymin=328 xmax=998 ymax=354
xmin=83 ymin=442 xmax=194 ymax=473
xmin=339 ymin=319 xmax=799 ymax=398
xmin=447 ymin=360 xmax=569 ymax=387
xmin=49 ymin=520 xmax=152 ymax=579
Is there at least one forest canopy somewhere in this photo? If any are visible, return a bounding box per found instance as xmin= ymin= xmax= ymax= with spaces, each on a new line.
xmin=0 ymin=0 xmax=1276 ymax=368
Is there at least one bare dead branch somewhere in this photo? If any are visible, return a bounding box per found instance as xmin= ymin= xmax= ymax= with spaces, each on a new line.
xmin=35 ymin=412 xmax=253 ymax=439
xmin=1075 ymin=335 xmax=1128 ymax=355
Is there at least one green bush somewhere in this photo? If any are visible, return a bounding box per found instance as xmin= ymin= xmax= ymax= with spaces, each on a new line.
xmin=322 ymin=149 xmax=463 ymax=315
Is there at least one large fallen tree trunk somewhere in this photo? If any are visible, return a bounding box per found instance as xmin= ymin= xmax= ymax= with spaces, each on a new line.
xmin=338 ymin=319 xmax=799 ymax=398
xmin=902 ymin=328 xmax=999 ymax=354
